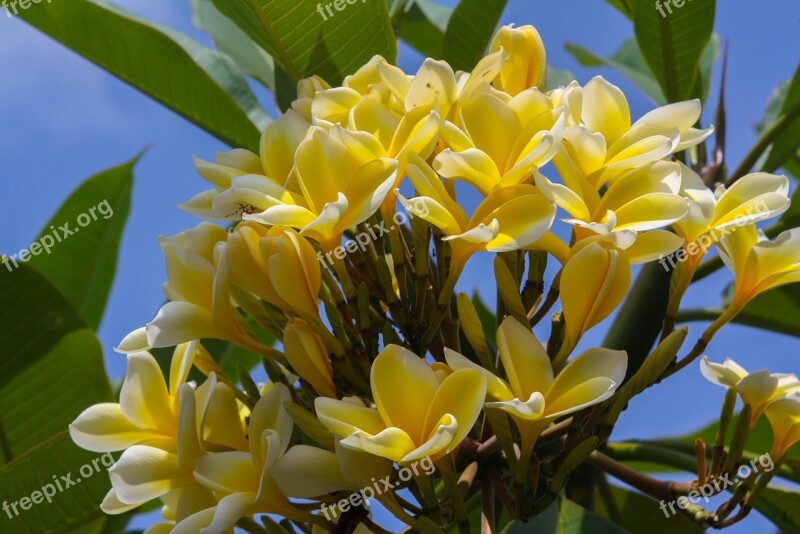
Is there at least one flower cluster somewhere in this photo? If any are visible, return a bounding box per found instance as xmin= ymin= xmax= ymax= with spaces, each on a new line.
xmin=70 ymin=22 xmax=799 ymax=533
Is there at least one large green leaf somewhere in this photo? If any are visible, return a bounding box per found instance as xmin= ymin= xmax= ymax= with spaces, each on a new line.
xmin=593 ymin=484 xmax=702 ymax=533
xmin=565 ymin=38 xmax=666 ymax=104
xmin=23 ymin=157 xmax=137 ymax=330
xmin=756 ymin=486 xmax=800 ymax=532
xmin=630 ymin=0 xmax=715 ymax=102
xmin=762 ymin=64 xmax=800 ymax=174
xmin=210 ymin=0 xmax=396 ymax=86
xmin=502 ymin=497 xmax=626 ymax=533
xmin=191 ymin=0 xmax=277 ymax=90
xmin=442 ymin=0 xmax=508 ymax=72
xmin=0 ymin=265 xmax=113 ymax=532
xmin=399 ymin=0 xmax=453 ymax=59
xmin=19 ymin=0 xmax=264 ymax=151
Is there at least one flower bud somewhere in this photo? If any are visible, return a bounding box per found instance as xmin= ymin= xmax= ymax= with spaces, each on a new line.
xmin=490 ymin=24 xmax=547 ymax=95
xmin=226 ymin=223 xmax=321 ymax=320
xmin=284 ymin=318 xmax=335 ymax=398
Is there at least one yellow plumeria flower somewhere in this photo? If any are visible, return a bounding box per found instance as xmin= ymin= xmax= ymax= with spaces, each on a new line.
xmin=559 ymin=241 xmax=631 ymax=362
xmin=315 ymin=345 xmax=487 ymax=464
xmin=673 ymin=167 xmax=790 ymax=246
xmin=663 ymin=168 xmax=790 ymax=328
xmin=284 ymin=318 xmax=336 ymax=398
xmin=116 ymin=223 xmax=265 ymax=354
xmin=446 ymin=317 xmax=627 ymax=444
xmin=306 ymin=56 xmax=442 ymax=173
xmin=553 ymin=76 xmax=713 ymax=187
xmin=701 ymin=356 xmax=800 ymax=423
xmin=226 ymin=222 xmax=321 ymax=321
xmin=181 ymin=110 xmax=312 ymax=221
xmin=490 ymin=24 xmax=547 ymax=95
xmin=433 ymin=83 xmax=564 ymax=195
xmin=536 ymin=160 xmax=689 ymax=235
xmin=177 ymin=383 xmax=310 ymax=533
xmin=377 ymin=50 xmax=506 ymax=123
xmin=70 ymin=343 xmax=200 ymax=453
xmin=765 ymin=396 xmax=800 ymax=460
xmin=398 ymin=155 xmax=556 ymax=276
xmin=716 ymin=225 xmax=800 ymax=323
xmin=105 ymin=384 xmax=207 ymax=513
xmin=245 ymin=125 xmax=398 ymax=251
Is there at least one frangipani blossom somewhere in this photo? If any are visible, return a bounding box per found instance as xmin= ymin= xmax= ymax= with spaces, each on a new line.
xmin=553 ymin=77 xmax=713 ymax=187
xmin=561 ymin=213 xmax=685 ymax=266
xmin=701 ymin=356 xmax=800 ymax=423
xmin=226 ymin=222 xmax=321 ymax=321
xmin=106 ymin=384 xmax=208 ymax=512
xmin=181 ymin=110 xmax=312 ymax=221
xmin=765 ymin=396 xmax=800 ymax=460
xmin=490 ymin=24 xmax=547 ymax=95
xmin=446 ymin=317 xmax=626 ymax=453
xmin=398 ymin=155 xmax=556 ymax=275
xmin=673 ymin=166 xmax=790 ymax=246
xmin=536 ymin=160 xmax=689 ymax=235
xmin=175 ymin=383 xmax=309 ymax=533
xmin=70 ymin=343 xmax=200 ymax=454
xmin=315 ymin=345 xmax=487 ymax=464
xmin=245 ymin=125 xmax=398 ymax=251
xmin=116 ymin=223 xmax=265 ymax=354
xmin=377 ymin=51 xmax=506 ymax=123
xmin=433 ymin=84 xmax=564 ymax=195
xmin=305 ymin=56 xmax=442 ymax=173
xmin=718 ymin=225 xmax=800 ymax=316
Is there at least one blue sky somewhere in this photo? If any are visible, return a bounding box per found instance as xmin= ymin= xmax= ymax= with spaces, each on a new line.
xmin=1 ymin=0 xmax=798 ymax=531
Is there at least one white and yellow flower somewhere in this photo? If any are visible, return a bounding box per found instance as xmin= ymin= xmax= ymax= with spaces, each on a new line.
xmin=315 ymin=345 xmax=487 ymax=464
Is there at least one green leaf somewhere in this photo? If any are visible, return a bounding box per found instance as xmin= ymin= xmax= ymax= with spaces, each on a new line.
xmin=191 ymin=0 xmax=277 ymax=90
xmin=0 ymin=431 xmax=114 ymax=533
xmin=755 ymin=486 xmax=800 ymax=532
xmin=442 ymin=0 xmax=508 ymax=72
xmin=18 ymin=0 xmax=264 ymax=150
xmin=210 ymin=0 xmax=396 ymax=86
xmin=762 ymin=63 xmax=800 ymax=173
xmin=729 ymin=284 xmax=800 ymax=338
xmin=471 ymin=291 xmax=497 ymax=346
xmin=593 ymin=484 xmax=703 ymax=533
xmin=0 ymin=265 xmax=113 ymax=532
xmin=605 ymin=0 xmax=633 ymax=19
xmin=399 ymin=0 xmax=453 ymax=59
xmin=24 ymin=157 xmax=138 ymax=330
xmin=691 ymin=33 xmax=720 ymax=103
xmin=565 ymin=38 xmax=666 ymax=104
xmin=502 ymin=497 xmax=626 ymax=533
xmin=630 ymin=0 xmax=716 ymax=102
